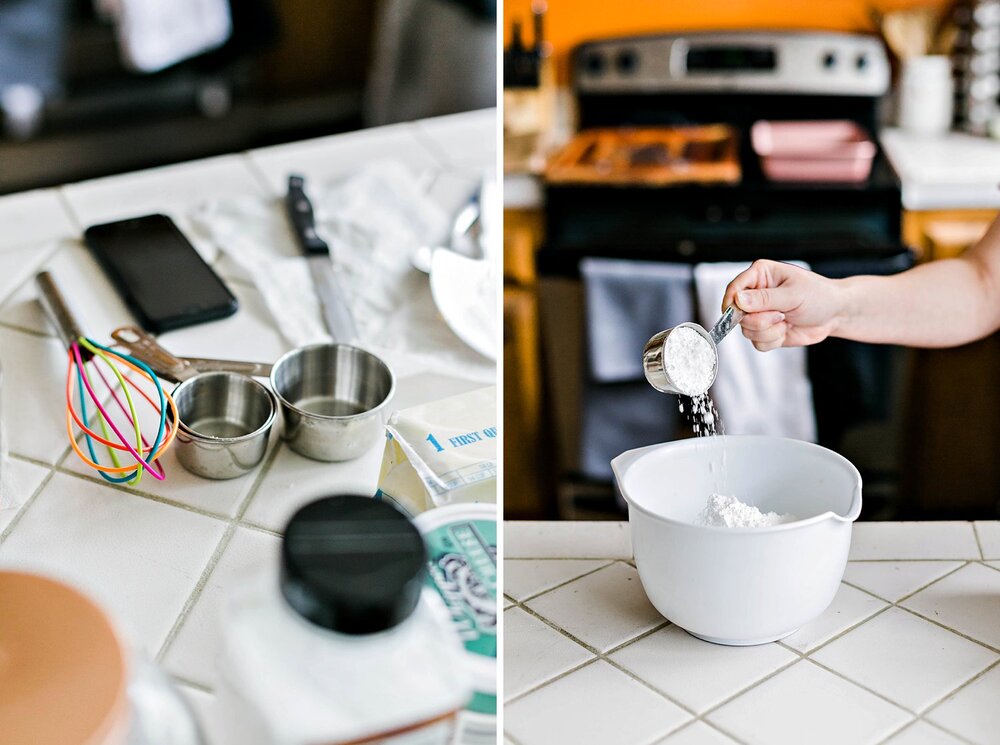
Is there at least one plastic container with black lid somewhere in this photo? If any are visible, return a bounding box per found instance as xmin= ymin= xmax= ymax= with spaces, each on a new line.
xmin=216 ymin=495 xmax=472 ymax=745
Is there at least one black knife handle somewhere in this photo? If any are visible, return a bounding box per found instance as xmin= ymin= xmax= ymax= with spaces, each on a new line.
xmin=286 ymin=174 xmax=329 ymax=256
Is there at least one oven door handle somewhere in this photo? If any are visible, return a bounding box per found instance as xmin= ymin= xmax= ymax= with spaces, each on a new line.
xmin=668 ymin=38 xmax=689 ymax=79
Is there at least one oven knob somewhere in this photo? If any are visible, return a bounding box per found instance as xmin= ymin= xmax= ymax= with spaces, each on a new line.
xmin=734 ymin=205 xmax=751 ymax=222
xmin=616 ymin=49 xmax=638 ymax=74
xmin=822 ymin=52 xmax=837 ymax=69
xmin=584 ymin=51 xmax=607 ymax=76
xmin=705 ymin=205 xmax=723 ymax=222
xmin=678 ymin=239 xmax=696 ymax=256
xmin=856 ymin=54 xmax=868 ymax=70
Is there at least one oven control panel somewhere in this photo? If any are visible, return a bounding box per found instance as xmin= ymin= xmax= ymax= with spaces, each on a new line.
xmin=574 ymin=32 xmax=889 ymax=97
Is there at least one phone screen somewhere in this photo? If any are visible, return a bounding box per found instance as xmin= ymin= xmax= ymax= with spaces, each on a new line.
xmin=85 ymin=214 xmax=237 ymax=333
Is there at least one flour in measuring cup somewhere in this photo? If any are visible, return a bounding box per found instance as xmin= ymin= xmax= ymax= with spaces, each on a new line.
xmin=697 ymin=493 xmax=795 ymax=528
xmin=664 ymin=327 xmax=716 ymax=396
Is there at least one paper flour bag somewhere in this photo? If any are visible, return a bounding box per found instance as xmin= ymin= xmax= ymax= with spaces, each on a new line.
xmin=376 ymin=386 xmax=497 ymax=516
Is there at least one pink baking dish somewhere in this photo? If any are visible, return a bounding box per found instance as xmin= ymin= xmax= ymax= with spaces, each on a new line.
xmin=751 ymin=120 xmax=876 ymax=183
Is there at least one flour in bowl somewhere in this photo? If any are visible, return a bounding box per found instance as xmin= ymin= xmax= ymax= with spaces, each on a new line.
xmin=697 ymin=493 xmax=795 ymax=528
xmin=664 ymin=327 xmax=716 ymax=396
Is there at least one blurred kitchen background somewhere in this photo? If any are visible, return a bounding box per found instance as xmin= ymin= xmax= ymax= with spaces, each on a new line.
xmin=0 ymin=0 xmax=496 ymax=194
xmin=504 ymin=0 xmax=1000 ymax=521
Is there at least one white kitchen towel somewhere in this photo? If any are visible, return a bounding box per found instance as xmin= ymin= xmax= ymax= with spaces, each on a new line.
xmin=189 ymin=160 xmax=497 ymax=383
xmin=693 ymin=262 xmax=817 ymax=442
xmin=100 ymin=0 xmax=232 ymax=73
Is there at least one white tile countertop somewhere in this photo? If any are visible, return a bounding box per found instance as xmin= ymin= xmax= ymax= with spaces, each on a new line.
xmin=881 ymin=128 xmax=1000 ymax=211
xmin=505 ymin=520 xmax=1000 ymax=745
xmin=0 ymin=108 xmax=496 ymax=743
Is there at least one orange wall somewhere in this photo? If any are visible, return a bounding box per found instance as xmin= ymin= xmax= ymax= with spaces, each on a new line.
xmin=505 ymin=0 xmax=947 ymax=80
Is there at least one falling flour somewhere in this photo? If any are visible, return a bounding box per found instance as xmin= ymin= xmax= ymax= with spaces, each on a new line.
xmin=663 ymin=327 xmax=716 ymax=396
xmin=697 ymin=493 xmax=795 ymax=528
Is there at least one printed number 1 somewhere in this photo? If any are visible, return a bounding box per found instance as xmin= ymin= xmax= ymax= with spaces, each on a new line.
xmin=426 ymin=434 xmax=444 ymax=453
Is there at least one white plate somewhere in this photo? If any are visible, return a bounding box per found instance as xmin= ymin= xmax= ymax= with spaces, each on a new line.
xmin=429 ymin=250 xmax=497 ymax=361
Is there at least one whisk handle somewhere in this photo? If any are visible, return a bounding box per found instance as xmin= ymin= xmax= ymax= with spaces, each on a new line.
xmin=36 ymin=272 xmax=86 ymax=350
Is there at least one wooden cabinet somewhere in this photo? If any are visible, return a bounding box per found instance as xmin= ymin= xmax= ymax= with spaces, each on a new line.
xmin=901 ymin=208 xmax=1000 ymax=518
xmin=503 ymin=206 xmax=549 ymax=517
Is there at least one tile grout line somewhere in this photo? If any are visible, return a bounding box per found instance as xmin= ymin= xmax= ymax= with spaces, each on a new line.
xmin=236 ymin=520 xmax=282 ymax=538
xmin=875 ymin=718 xmax=977 ymax=745
xmin=655 ymin=718 xmax=748 ymax=745
xmin=504 ymin=652 xmax=596 ymax=707
xmin=501 ymin=731 xmax=524 ymax=745
xmin=778 ymin=600 xmax=893 ymax=659
xmin=155 ymin=520 xmax=239 ymax=666
xmin=886 ymin=560 xmax=970 ymax=605
xmin=915 ymin=659 xmax=1000 ymax=742
xmin=8 ymin=452 xmax=61 ymax=470
xmin=231 ymin=441 xmax=284 ymax=521
xmin=509 ymin=559 xmax=617 ymax=604
xmin=510 ymin=598 xmax=726 ymax=734
xmin=977 ymin=559 xmax=1000 ymax=575
xmin=401 ymin=123 xmax=456 ymax=170
xmin=769 ymin=602 xmax=999 ymax=719
xmin=154 ymin=442 xmax=284 ymax=664
xmin=52 ymin=466 xmax=235 ymax=524
xmin=972 ymin=523 xmax=986 ymax=560
xmin=172 ymin=675 xmax=214 ymax=695
xmin=0 ymin=237 xmax=65 ymax=301
xmin=872 ymin=718 xmax=926 ymax=745
xmin=0 ymin=462 xmax=59 ymax=544
xmin=804 ymin=655 xmax=924 ymax=718
xmin=240 ymin=153 xmax=281 ymax=199
xmin=694 ymin=656 xmax=821 ymax=728
xmin=0 ymin=319 xmax=56 ymax=339
xmin=54 ymin=187 xmax=85 ymax=233
xmin=894 ymin=604 xmax=1000 ymax=655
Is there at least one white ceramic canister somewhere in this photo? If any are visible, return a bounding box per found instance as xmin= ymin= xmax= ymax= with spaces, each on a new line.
xmin=0 ymin=571 xmax=203 ymax=745
xmin=216 ymin=495 xmax=472 ymax=745
xmin=413 ymin=503 xmax=497 ymax=744
xmin=898 ymin=55 xmax=954 ymax=136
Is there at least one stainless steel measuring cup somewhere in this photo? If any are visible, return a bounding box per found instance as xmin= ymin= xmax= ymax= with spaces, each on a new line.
xmin=111 ymin=327 xmax=277 ymax=479
xmin=269 ymin=344 xmax=395 ymax=462
xmin=169 ymin=372 xmax=276 ymax=480
xmin=644 ymin=306 xmax=744 ymax=395
xmin=113 ymin=326 xmax=395 ymax=463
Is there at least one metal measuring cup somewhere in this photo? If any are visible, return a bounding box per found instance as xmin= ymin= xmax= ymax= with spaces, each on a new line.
xmin=269 ymin=344 xmax=395 ymax=462
xmin=112 ymin=327 xmax=276 ymax=480
xmin=115 ymin=327 xmax=397 ymax=464
xmin=644 ymin=306 xmax=744 ymax=395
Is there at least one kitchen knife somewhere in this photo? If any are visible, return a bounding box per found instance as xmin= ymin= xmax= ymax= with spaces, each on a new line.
xmin=285 ymin=174 xmax=359 ymax=344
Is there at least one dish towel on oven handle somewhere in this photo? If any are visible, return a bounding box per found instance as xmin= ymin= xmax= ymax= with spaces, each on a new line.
xmin=693 ymin=261 xmax=817 ymax=443
xmin=96 ymin=0 xmax=232 ymax=73
xmin=579 ymin=258 xmax=692 ymax=480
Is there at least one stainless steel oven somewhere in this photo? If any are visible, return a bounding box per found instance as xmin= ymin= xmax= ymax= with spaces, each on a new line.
xmin=535 ymin=31 xmax=914 ymax=518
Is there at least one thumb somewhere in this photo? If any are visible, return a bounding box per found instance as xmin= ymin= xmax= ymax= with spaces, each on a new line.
xmin=736 ymin=286 xmax=799 ymax=314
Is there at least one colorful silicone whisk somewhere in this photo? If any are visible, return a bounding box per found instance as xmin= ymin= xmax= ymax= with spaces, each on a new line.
xmin=36 ymin=272 xmax=178 ymax=485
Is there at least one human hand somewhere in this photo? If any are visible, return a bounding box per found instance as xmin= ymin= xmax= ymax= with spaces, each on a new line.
xmin=722 ymin=260 xmax=843 ymax=351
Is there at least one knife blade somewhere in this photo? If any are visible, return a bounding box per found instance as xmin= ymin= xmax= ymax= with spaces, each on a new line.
xmin=285 ymin=174 xmax=359 ymax=344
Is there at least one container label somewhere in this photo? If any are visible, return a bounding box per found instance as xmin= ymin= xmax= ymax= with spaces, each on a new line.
xmin=423 ymin=519 xmax=497 ymax=658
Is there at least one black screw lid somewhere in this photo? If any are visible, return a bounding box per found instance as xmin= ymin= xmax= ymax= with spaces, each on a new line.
xmin=280 ymin=496 xmax=428 ymax=635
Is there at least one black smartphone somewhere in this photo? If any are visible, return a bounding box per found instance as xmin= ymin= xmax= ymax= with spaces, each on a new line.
xmin=84 ymin=214 xmax=238 ymax=333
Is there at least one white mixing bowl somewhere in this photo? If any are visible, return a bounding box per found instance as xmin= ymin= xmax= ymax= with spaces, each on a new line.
xmin=611 ymin=435 xmax=862 ymax=646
